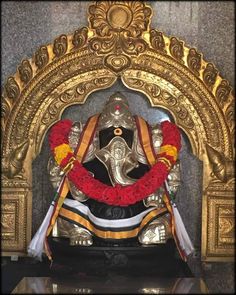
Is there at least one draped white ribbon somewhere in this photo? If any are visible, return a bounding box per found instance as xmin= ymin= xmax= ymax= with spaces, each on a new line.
xmin=27 ymin=203 xmax=55 ymax=261
xmin=165 ymin=180 xmax=194 ymax=257
xmin=28 ymin=177 xmax=66 ymax=261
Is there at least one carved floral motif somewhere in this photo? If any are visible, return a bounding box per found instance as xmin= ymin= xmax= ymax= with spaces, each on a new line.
xmin=34 ymin=46 xmax=49 ymax=70
xmin=18 ymin=59 xmax=33 ymax=84
xmin=203 ymin=63 xmax=218 ymax=89
xmin=72 ymin=27 xmax=88 ymax=50
xmin=5 ymin=77 xmax=20 ymax=101
xmin=89 ymin=1 xmax=151 ymax=38
xmin=150 ymin=29 xmax=166 ymax=52
xmin=216 ymin=80 xmax=232 ymax=108
xmin=169 ymin=37 xmax=184 ymax=62
xmin=53 ymin=35 xmax=68 ymax=58
xmin=88 ymin=1 xmax=151 ymax=72
xmin=187 ymin=48 xmax=201 ymax=76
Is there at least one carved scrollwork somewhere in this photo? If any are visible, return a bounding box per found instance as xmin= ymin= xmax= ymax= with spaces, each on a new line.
xmin=53 ymin=34 xmax=68 ymax=58
xmin=1 ymin=214 xmax=15 ymax=238
xmin=72 ymin=27 xmax=88 ymax=50
xmin=1 ymin=191 xmax=28 ymax=251
xmin=18 ymin=59 xmax=33 ymax=84
xmin=162 ymin=91 xmax=178 ymax=106
xmin=145 ymin=83 xmax=161 ymax=99
xmin=89 ymin=35 xmax=117 ymax=55
xmin=124 ymin=77 xmax=194 ymax=130
xmin=41 ymin=76 xmax=115 ymax=125
xmin=216 ymin=80 xmax=232 ymax=108
xmin=219 ymin=218 xmax=234 ymax=236
xmin=206 ymin=188 xmax=235 ymax=257
xmin=5 ymin=77 xmax=20 ymax=101
xmin=169 ymin=37 xmax=184 ymax=63
xmin=1 ymin=179 xmax=29 ymax=188
xmin=150 ymin=29 xmax=166 ymax=52
xmin=120 ymin=34 xmax=147 ymax=56
xmin=1 ymin=203 xmax=15 ymax=211
xmin=88 ymin=1 xmax=151 ymax=61
xmin=203 ymin=63 xmax=218 ymax=89
xmin=187 ymin=48 xmax=201 ymax=76
xmin=1 ymin=98 xmax=11 ymax=132
xmin=225 ymin=103 xmax=235 ymax=129
xmin=225 ymin=103 xmax=235 ymax=146
xmin=34 ymin=45 xmax=49 ymax=70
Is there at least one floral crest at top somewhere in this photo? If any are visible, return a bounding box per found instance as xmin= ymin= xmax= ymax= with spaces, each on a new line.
xmin=89 ymin=1 xmax=152 ymax=38
xmin=88 ymin=1 xmax=152 ymax=64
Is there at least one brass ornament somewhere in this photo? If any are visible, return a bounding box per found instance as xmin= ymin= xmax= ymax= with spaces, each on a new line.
xmin=18 ymin=60 xmax=33 ymax=84
xmin=205 ymin=144 xmax=234 ymax=183
xmin=3 ymin=140 xmax=29 ymax=179
xmin=203 ymin=183 xmax=235 ymax=261
xmin=5 ymin=77 xmax=20 ymax=101
xmin=169 ymin=37 xmax=184 ymax=63
xmin=216 ymin=80 xmax=232 ymax=108
xmin=88 ymin=1 xmax=151 ymax=72
xmin=1 ymin=1 xmax=234 ymax=261
xmin=72 ymin=27 xmax=88 ymax=50
xmin=53 ymin=34 xmax=68 ymax=58
xmin=149 ymin=29 xmax=166 ymax=53
xmin=104 ymin=54 xmax=131 ymax=73
xmin=34 ymin=45 xmax=49 ymax=70
xmin=1 ymin=182 xmax=29 ymax=255
xmin=203 ymin=63 xmax=218 ymax=90
xmin=187 ymin=48 xmax=202 ymax=76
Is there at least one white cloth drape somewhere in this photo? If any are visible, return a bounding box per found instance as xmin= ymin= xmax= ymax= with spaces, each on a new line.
xmin=28 ymin=177 xmax=66 ymax=261
xmin=27 ymin=203 xmax=55 ymax=261
xmin=165 ymin=180 xmax=194 ymax=257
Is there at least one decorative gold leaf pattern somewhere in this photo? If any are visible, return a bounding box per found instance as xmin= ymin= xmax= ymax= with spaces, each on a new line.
xmin=89 ymin=1 xmax=151 ymax=38
xmin=150 ymin=29 xmax=166 ymax=52
xmin=88 ymin=1 xmax=150 ymax=58
xmin=5 ymin=77 xmax=20 ymax=101
xmin=216 ymin=80 xmax=232 ymax=108
xmin=34 ymin=46 xmax=49 ymax=70
xmin=18 ymin=60 xmax=33 ymax=84
xmin=53 ymin=35 xmax=68 ymax=58
xmin=72 ymin=27 xmax=88 ymax=50
xmin=187 ymin=48 xmax=201 ymax=76
xmin=203 ymin=63 xmax=218 ymax=89
xmin=169 ymin=37 xmax=184 ymax=62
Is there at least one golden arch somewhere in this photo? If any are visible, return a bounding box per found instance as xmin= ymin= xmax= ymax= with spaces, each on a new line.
xmin=1 ymin=1 xmax=234 ymax=261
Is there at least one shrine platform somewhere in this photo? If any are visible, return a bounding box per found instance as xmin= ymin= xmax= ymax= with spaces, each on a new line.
xmin=12 ymin=276 xmax=209 ymax=294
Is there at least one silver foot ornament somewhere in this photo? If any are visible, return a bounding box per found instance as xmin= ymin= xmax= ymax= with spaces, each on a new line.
xmin=138 ymin=215 xmax=171 ymax=244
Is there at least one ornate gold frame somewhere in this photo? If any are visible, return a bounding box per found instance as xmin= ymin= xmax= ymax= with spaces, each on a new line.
xmin=1 ymin=1 xmax=234 ymax=261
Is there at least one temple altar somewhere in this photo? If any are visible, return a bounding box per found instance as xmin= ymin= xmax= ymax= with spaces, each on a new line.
xmin=1 ymin=1 xmax=235 ymax=294
xmin=12 ymin=277 xmax=209 ymax=294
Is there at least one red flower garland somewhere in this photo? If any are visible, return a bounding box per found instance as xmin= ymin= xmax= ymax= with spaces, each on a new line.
xmin=49 ymin=119 xmax=181 ymax=206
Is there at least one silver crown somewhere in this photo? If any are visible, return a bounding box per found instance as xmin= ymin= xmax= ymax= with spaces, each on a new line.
xmin=98 ymin=92 xmax=135 ymax=131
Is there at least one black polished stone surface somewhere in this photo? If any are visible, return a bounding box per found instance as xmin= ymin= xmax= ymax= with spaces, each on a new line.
xmin=12 ymin=277 xmax=209 ymax=294
xmin=48 ymin=237 xmax=193 ymax=278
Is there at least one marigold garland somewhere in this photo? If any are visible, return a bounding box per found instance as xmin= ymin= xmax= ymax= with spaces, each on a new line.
xmin=49 ymin=119 xmax=181 ymax=206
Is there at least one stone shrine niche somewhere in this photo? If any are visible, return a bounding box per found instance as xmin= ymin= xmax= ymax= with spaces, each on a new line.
xmin=1 ymin=1 xmax=234 ymax=264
